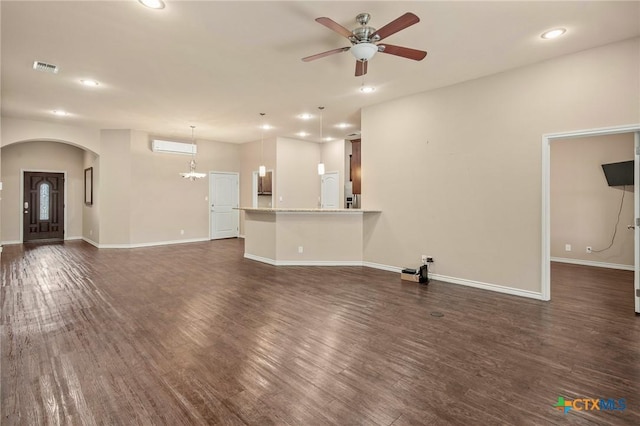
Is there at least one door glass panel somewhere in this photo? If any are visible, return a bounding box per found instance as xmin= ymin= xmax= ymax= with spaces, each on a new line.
xmin=39 ymin=183 xmax=50 ymax=221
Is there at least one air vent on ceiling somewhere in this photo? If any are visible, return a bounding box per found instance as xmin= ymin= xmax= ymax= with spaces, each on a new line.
xmin=33 ymin=61 xmax=59 ymax=74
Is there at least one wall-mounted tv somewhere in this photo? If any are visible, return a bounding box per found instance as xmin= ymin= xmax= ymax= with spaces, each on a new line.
xmin=601 ymin=160 xmax=634 ymax=186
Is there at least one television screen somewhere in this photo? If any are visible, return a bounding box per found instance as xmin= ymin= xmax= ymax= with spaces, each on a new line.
xmin=601 ymin=160 xmax=634 ymax=186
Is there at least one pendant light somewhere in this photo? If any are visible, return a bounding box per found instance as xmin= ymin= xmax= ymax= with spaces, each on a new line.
xmin=180 ymin=125 xmax=206 ymax=181
xmin=317 ymin=106 xmax=325 ymax=175
xmin=259 ymin=113 xmax=266 ymax=177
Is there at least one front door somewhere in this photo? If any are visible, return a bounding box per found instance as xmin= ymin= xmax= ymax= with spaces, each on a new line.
xmin=210 ymin=172 xmax=239 ymax=239
xmin=23 ymin=172 xmax=65 ymax=242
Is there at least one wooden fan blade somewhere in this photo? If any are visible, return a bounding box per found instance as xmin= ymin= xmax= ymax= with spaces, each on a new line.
xmin=355 ymin=60 xmax=368 ymax=77
xmin=379 ymin=44 xmax=427 ymax=61
xmin=316 ymin=17 xmax=353 ymax=39
xmin=302 ymin=47 xmax=350 ymax=62
xmin=371 ymin=12 xmax=420 ymax=41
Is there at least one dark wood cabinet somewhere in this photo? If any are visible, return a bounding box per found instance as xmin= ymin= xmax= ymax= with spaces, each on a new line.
xmin=351 ymin=139 xmax=361 ymax=194
xmin=258 ymin=171 xmax=272 ymax=195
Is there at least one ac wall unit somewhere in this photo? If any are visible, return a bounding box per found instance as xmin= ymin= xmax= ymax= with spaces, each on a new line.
xmin=151 ymin=139 xmax=196 ymax=155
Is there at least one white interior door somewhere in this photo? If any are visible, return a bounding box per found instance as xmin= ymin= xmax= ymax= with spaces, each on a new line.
xmin=321 ymin=171 xmax=340 ymax=209
xmin=635 ymin=132 xmax=640 ymax=313
xmin=210 ymin=172 xmax=239 ymax=239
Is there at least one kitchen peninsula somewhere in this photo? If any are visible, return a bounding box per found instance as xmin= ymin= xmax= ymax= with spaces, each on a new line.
xmin=239 ymin=208 xmax=381 ymax=265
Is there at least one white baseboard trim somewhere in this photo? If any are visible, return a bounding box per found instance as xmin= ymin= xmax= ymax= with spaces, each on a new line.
xmin=550 ymin=257 xmax=634 ymax=271
xmin=245 ymin=255 xmax=543 ymax=300
xmin=429 ymin=273 xmax=544 ymax=300
xmin=362 ymin=261 xmax=402 ymax=273
xmin=244 ymin=253 xmax=362 ymax=267
xmin=0 ymin=240 xmax=22 ymax=246
xmin=239 ymin=234 xmax=245 ymax=239
xmin=276 ymin=260 xmax=363 ymax=266
xmin=82 ymin=237 xmax=100 ymax=248
xmin=364 ymin=261 xmax=544 ymax=300
xmin=66 ymin=236 xmax=83 ymax=241
xmin=86 ymin=237 xmax=210 ymax=249
xmin=244 ymin=253 xmax=277 ymax=265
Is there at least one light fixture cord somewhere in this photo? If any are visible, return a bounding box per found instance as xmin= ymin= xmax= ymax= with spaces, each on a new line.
xmin=190 ymin=125 xmax=196 ymax=160
xmin=260 ymin=113 xmax=265 ymax=164
xmin=318 ymin=106 xmax=324 ymax=163
xmin=319 ymin=106 xmax=324 ymax=142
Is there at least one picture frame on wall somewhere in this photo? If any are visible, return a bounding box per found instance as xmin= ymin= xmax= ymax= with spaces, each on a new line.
xmin=84 ymin=167 xmax=93 ymax=205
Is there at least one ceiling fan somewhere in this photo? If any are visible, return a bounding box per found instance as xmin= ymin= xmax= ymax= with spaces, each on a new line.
xmin=302 ymin=12 xmax=427 ymax=76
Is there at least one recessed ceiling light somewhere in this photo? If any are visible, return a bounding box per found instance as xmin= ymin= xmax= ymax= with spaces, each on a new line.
xmin=80 ymin=79 xmax=99 ymax=87
xmin=260 ymin=124 xmax=272 ymax=130
xmin=52 ymin=110 xmax=68 ymax=116
xmin=336 ymin=123 xmax=350 ymax=129
xmin=139 ymin=0 xmax=165 ymax=9
xmin=298 ymin=113 xmax=312 ymax=120
xmin=360 ymin=86 xmax=375 ymax=93
xmin=541 ymin=28 xmax=566 ymax=40
xmin=296 ymin=131 xmax=309 ymax=137
xmin=324 ymin=137 xmax=334 ymax=142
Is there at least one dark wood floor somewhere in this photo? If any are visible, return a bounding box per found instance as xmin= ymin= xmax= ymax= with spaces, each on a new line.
xmin=1 ymin=240 xmax=639 ymax=425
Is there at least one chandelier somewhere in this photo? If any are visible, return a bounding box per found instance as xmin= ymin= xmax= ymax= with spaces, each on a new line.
xmin=180 ymin=125 xmax=206 ymax=181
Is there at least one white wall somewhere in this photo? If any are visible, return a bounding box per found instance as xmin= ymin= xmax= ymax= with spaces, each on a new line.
xmin=362 ymin=38 xmax=640 ymax=295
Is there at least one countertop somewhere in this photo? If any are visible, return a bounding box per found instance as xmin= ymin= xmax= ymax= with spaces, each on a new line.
xmin=237 ymin=207 xmax=381 ymax=213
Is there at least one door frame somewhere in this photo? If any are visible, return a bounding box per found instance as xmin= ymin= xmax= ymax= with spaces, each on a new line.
xmin=209 ymin=171 xmax=239 ymax=240
xmin=541 ymin=124 xmax=640 ymax=312
xmin=20 ymin=169 xmax=68 ymax=243
xmin=252 ymin=169 xmax=274 ymax=208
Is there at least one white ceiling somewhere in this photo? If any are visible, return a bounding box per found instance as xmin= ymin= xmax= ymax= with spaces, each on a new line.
xmin=2 ymin=1 xmax=639 ymax=144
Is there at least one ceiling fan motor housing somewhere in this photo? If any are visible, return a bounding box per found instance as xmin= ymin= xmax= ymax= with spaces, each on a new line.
xmin=351 ymin=26 xmax=380 ymax=43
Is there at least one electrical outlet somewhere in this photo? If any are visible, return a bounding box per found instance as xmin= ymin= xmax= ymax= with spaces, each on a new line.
xmin=426 ymin=256 xmax=434 ymax=263
xmin=421 ymin=255 xmax=428 ymax=264
xmin=298 ymin=246 xmax=303 ymax=254
xmin=565 ymin=244 xmax=571 ymax=252
xmin=586 ymin=246 xmax=592 ymax=254
xmin=180 ymin=229 xmax=185 ymax=235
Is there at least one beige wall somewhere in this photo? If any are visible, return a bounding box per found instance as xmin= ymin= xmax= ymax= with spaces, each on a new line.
xmin=276 ymin=213 xmax=363 ymax=262
xmin=362 ymin=38 xmax=640 ymax=294
xmin=98 ymin=130 xmax=132 ymax=245
xmin=129 ymin=130 xmax=242 ymax=244
xmin=551 ymin=133 xmax=634 ymax=266
xmin=1 ymin=141 xmax=85 ymax=242
xmin=276 ymin=137 xmax=321 ymax=208
xmin=239 ymin=136 xmax=277 ymax=234
xmin=83 ymin=150 xmax=100 ymax=243
xmin=1 ymin=123 xmax=242 ymax=247
xmin=1 ymin=117 xmax=101 ymax=154
xmin=243 ymin=211 xmax=276 ymax=260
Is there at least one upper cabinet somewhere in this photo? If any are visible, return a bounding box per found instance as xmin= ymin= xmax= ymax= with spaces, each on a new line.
xmin=351 ymin=139 xmax=361 ymax=194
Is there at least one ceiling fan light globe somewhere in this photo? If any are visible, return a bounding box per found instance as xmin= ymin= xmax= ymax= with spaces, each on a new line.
xmin=350 ymin=43 xmax=378 ymax=61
